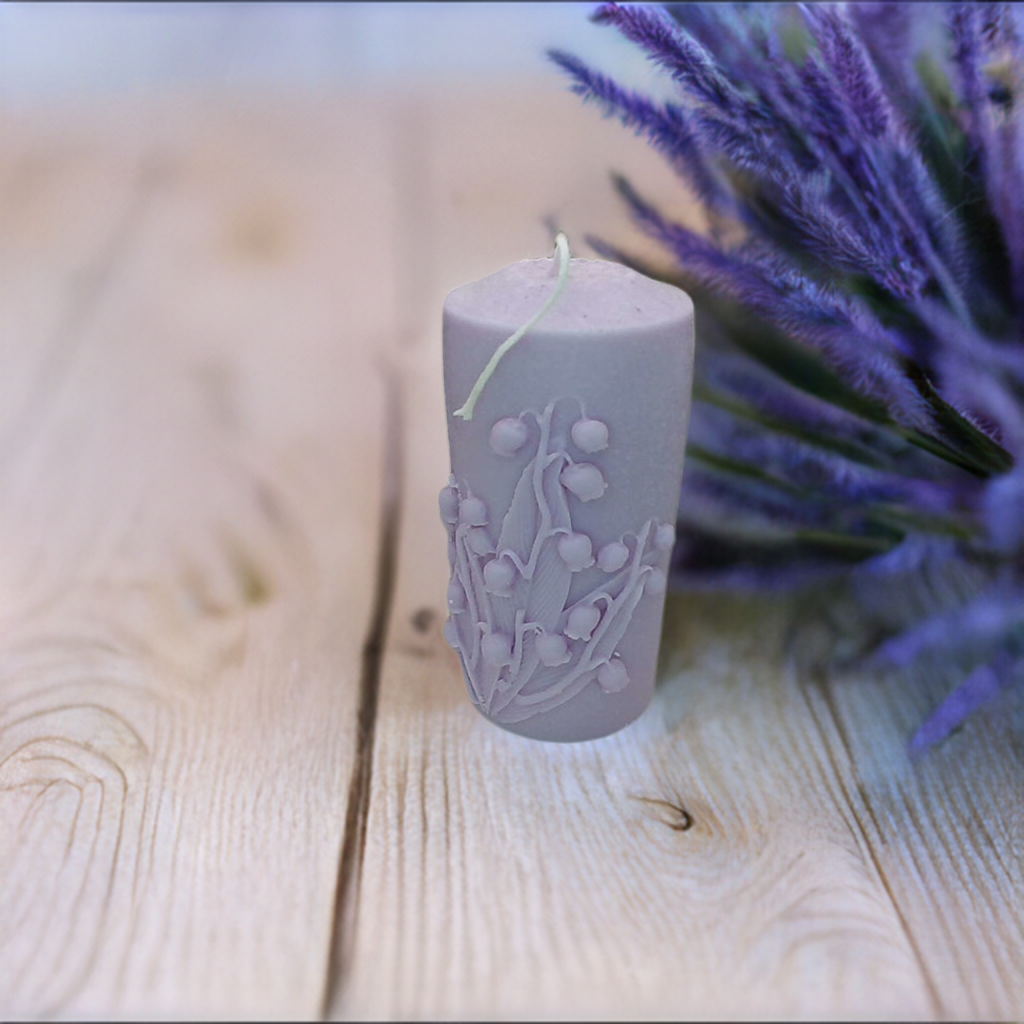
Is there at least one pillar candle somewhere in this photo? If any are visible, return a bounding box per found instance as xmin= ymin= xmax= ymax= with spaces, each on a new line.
xmin=440 ymin=246 xmax=694 ymax=742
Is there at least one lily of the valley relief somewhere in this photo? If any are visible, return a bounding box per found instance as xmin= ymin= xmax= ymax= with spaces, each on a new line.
xmin=440 ymin=397 xmax=674 ymax=724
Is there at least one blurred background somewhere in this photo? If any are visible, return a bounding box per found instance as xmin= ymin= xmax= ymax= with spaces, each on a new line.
xmin=1 ymin=2 xmax=668 ymax=101
xmin=0 ymin=2 xmax=689 ymax=374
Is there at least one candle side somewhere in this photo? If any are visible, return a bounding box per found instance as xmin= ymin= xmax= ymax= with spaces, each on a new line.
xmin=441 ymin=256 xmax=694 ymax=742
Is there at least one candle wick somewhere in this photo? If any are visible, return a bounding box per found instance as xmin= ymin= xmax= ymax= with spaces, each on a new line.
xmin=453 ymin=232 xmax=571 ymax=422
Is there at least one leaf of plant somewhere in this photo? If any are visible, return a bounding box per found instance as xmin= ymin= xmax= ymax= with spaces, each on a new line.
xmin=524 ymin=457 xmax=574 ymax=629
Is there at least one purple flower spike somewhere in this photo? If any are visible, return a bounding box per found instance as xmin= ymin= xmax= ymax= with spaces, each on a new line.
xmin=552 ymin=1 xmax=1024 ymax=752
xmin=909 ymin=653 xmax=1020 ymax=757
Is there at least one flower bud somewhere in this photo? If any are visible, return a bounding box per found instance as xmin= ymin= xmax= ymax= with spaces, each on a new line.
xmin=565 ymin=604 xmax=601 ymax=641
xmin=447 ymin=580 xmax=467 ymax=611
xmin=560 ymin=463 xmax=607 ymax=502
xmin=654 ymin=522 xmax=676 ymax=551
xmin=481 ymin=632 xmax=513 ymax=666
xmin=597 ymin=657 xmax=629 ymax=693
xmin=571 ymin=417 xmax=609 ymax=453
xmin=597 ymin=540 xmax=629 ymax=573
xmin=459 ymin=496 xmax=488 ymax=526
xmin=438 ymin=484 xmax=459 ymax=525
xmin=535 ymin=632 xmax=571 ymax=666
xmin=489 ymin=417 xmax=529 ymax=457
xmin=483 ymin=556 xmax=516 ymax=596
xmin=557 ymin=532 xmax=595 ymax=571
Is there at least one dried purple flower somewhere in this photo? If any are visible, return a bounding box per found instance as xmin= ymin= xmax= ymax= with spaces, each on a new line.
xmin=552 ymin=2 xmax=1024 ymax=752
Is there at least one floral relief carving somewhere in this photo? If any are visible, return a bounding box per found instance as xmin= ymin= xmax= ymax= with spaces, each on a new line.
xmin=440 ymin=398 xmax=673 ymax=725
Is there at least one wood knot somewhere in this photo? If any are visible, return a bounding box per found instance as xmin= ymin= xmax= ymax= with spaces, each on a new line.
xmin=634 ymin=795 xmax=694 ymax=833
xmin=410 ymin=607 xmax=436 ymax=634
xmin=670 ymin=806 xmax=694 ymax=832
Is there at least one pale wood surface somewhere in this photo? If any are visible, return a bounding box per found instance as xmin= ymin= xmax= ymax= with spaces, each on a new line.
xmin=0 ymin=95 xmax=395 ymax=1019
xmin=1 ymin=88 xmax=1021 ymax=1021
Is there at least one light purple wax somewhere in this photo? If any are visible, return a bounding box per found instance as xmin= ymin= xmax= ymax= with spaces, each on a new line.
xmin=440 ymin=256 xmax=695 ymax=742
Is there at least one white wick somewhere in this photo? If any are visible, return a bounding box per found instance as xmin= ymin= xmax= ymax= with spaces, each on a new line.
xmin=453 ymin=232 xmax=571 ymax=422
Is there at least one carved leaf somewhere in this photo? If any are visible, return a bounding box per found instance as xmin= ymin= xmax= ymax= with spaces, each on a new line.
xmin=524 ymin=456 xmax=573 ymax=628
xmin=586 ymin=576 xmax=648 ymax=668
xmin=495 ymin=454 xmax=542 ymax=567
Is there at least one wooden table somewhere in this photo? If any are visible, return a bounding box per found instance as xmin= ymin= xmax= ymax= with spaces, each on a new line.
xmin=1 ymin=86 xmax=1020 ymax=1021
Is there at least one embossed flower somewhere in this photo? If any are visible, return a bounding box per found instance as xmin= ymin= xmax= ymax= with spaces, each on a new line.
xmin=481 ymin=631 xmax=513 ymax=666
xmin=597 ymin=657 xmax=629 ymax=693
xmin=459 ymin=496 xmax=488 ymax=527
xmin=483 ymin=555 xmax=516 ymax=596
xmin=535 ymin=631 xmax=571 ymax=667
xmin=571 ymin=417 xmax=609 ymax=453
xmin=565 ymin=603 xmax=601 ymax=641
xmin=466 ymin=527 xmax=493 ymax=556
xmin=597 ymin=540 xmax=629 ymax=573
xmin=489 ymin=417 xmax=529 ymax=457
xmin=557 ymin=532 xmax=595 ymax=572
xmin=443 ymin=618 xmax=460 ymax=650
xmin=645 ymin=568 xmax=667 ymax=596
xmin=446 ymin=579 xmax=467 ymax=612
xmin=654 ymin=523 xmax=676 ymax=552
xmin=438 ymin=483 xmax=460 ymax=525
xmin=560 ymin=463 xmax=607 ymax=502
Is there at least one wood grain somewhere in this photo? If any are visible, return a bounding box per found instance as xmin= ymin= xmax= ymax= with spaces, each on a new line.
xmin=0 ymin=95 xmax=397 ymax=1018
xmin=333 ymin=90 xmax=1024 ymax=1021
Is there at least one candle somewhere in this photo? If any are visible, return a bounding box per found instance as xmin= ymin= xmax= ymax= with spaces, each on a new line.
xmin=440 ymin=239 xmax=694 ymax=742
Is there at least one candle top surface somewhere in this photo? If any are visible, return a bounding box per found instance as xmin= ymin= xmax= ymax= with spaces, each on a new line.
xmin=445 ymin=256 xmax=692 ymax=333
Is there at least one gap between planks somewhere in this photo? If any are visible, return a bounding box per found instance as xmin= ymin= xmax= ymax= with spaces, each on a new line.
xmin=321 ymin=359 xmax=405 ymax=1017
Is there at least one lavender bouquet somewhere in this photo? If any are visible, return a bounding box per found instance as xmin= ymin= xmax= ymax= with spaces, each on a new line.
xmin=550 ymin=2 xmax=1024 ymax=752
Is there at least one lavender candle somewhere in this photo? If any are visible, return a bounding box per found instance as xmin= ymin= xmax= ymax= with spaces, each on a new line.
xmin=440 ymin=238 xmax=694 ymax=742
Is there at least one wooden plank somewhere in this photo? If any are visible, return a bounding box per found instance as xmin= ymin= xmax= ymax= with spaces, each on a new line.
xmin=0 ymin=103 xmax=150 ymax=459
xmin=0 ymin=94 xmax=398 ymax=1018
xmin=801 ymin=640 xmax=1024 ymax=1020
xmin=335 ymin=89 xmax=1023 ymax=1020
